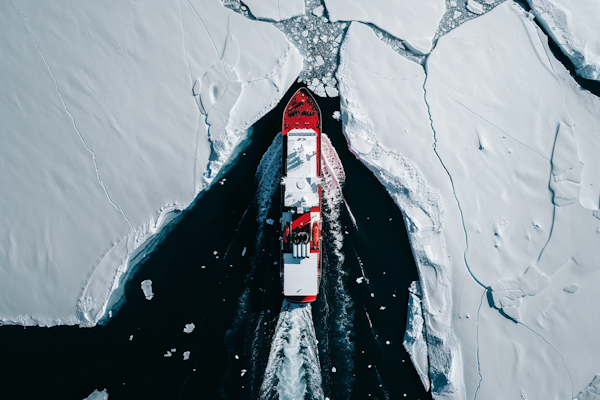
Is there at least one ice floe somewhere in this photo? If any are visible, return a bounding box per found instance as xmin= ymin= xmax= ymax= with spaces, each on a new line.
xmin=84 ymin=389 xmax=109 ymax=400
xmin=243 ymin=0 xmax=305 ymax=22
xmin=0 ymin=0 xmax=301 ymax=327
xmin=324 ymin=0 xmax=446 ymax=54
xmin=339 ymin=2 xmax=600 ymax=397
xmin=140 ymin=280 xmax=153 ymax=301
xmin=183 ymin=323 xmax=195 ymax=334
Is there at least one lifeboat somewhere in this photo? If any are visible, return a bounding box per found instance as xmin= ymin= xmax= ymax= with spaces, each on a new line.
xmin=280 ymin=88 xmax=322 ymax=303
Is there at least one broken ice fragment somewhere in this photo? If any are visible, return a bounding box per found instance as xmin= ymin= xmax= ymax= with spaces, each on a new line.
xmin=84 ymin=389 xmax=109 ymax=400
xmin=312 ymin=6 xmax=324 ymax=17
xmin=332 ymin=367 xmax=337 ymax=372
xmin=129 ymin=335 xmax=133 ymax=341
xmin=467 ymin=0 xmax=484 ymax=14
xmin=315 ymin=55 xmax=325 ymax=66
xmin=141 ymin=280 xmax=153 ymax=300
xmin=332 ymin=111 xmax=341 ymax=120
xmin=379 ymin=306 xmax=386 ymax=311
xmin=242 ymin=247 xmax=247 ymax=256
xmin=356 ymin=277 xmax=364 ymax=284
xmin=183 ymin=323 xmax=195 ymax=334
xmin=241 ymin=369 xmax=247 ymax=377
xmin=266 ymin=218 xmax=274 ymax=225
xmin=164 ymin=351 xmax=172 ymax=358
xmin=183 ymin=351 xmax=190 ymax=361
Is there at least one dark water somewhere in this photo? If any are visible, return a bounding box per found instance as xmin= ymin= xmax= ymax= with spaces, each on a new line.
xmin=0 ymin=83 xmax=429 ymax=400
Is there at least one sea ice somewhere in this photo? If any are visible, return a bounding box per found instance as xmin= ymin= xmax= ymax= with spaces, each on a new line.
xmin=140 ymin=280 xmax=153 ymax=301
xmin=183 ymin=351 xmax=191 ymax=360
xmin=0 ymin=0 xmax=301 ymax=327
xmin=527 ymin=0 xmax=600 ymax=81
xmin=243 ymin=0 xmax=305 ymax=22
xmin=183 ymin=323 xmax=195 ymax=334
xmin=338 ymin=2 xmax=600 ymax=397
xmin=323 ymin=0 xmax=446 ymax=54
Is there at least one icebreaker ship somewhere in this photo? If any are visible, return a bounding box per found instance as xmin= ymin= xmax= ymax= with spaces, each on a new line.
xmin=280 ymin=88 xmax=322 ymax=303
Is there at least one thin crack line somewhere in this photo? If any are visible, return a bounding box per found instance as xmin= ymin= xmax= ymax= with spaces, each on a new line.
xmin=12 ymin=0 xmax=134 ymax=230
xmin=422 ymin=69 xmax=486 ymax=289
xmin=473 ymin=289 xmax=485 ymax=400
xmin=518 ymin=321 xmax=575 ymax=396
xmin=429 ymin=78 xmax=550 ymax=162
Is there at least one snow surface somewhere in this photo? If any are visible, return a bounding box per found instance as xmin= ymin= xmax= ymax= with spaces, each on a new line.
xmin=83 ymin=389 xmax=108 ymax=400
xmin=323 ymin=0 xmax=446 ymax=54
xmin=527 ymin=0 xmax=600 ymax=81
xmin=243 ymin=0 xmax=305 ymax=22
xmin=0 ymin=0 xmax=301 ymax=327
xmin=338 ymin=2 xmax=600 ymax=398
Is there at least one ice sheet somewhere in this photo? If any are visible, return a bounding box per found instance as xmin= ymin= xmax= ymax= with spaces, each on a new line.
xmin=243 ymin=0 xmax=305 ymax=22
xmin=0 ymin=0 xmax=301 ymax=326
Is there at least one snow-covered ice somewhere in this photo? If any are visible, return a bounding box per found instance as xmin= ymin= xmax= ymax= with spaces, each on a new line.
xmin=0 ymin=0 xmax=301 ymax=327
xmin=338 ymin=2 xmax=600 ymax=397
xmin=140 ymin=280 xmax=153 ymax=301
xmin=527 ymin=0 xmax=600 ymax=81
xmin=323 ymin=0 xmax=446 ymax=54
xmin=243 ymin=0 xmax=305 ymax=22
xmin=183 ymin=323 xmax=195 ymax=334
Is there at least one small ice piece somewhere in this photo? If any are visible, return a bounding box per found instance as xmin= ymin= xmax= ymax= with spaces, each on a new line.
xmin=563 ymin=284 xmax=579 ymax=293
xmin=332 ymin=111 xmax=341 ymax=120
xmin=332 ymin=367 xmax=337 ymax=372
xmin=164 ymin=351 xmax=172 ymax=358
xmin=386 ymin=341 xmax=390 ymax=345
xmin=84 ymin=389 xmax=109 ymax=400
xmin=141 ymin=280 xmax=154 ymax=300
xmin=183 ymin=351 xmax=190 ymax=360
xmin=356 ymin=277 xmax=364 ymax=284
xmin=235 ymin=354 xmax=239 ymax=359
xmin=325 ymin=86 xmax=339 ymax=97
xmin=241 ymin=369 xmax=247 ymax=377
xmin=213 ymin=251 xmax=218 ymax=255
xmin=129 ymin=335 xmax=133 ymax=341
xmin=108 ymin=310 xmax=112 ymax=318
xmin=266 ymin=218 xmax=275 ymax=225
xmin=321 ymin=35 xmax=328 ymax=42
xmin=312 ymin=6 xmax=324 ymax=17
xmin=370 ymin=293 xmax=375 ymax=297
xmin=315 ymin=55 xmax=325 ymax=66
xmin=201 ymin=265 xmax=206 ymax=269
xmin=242 ymin=247 xmax=247 ymax=256
xmin=171 ymin=348 xmax=176 ymax=352
xmin=302 ymin=30 xmax=308 ymax=37
xmin=183 ymin=323 xmax=195 ymax=334
xmin=467 ymin=0 xmax=484 ymax=15
xmin=379 ymin=306 xmax=386 ymax=310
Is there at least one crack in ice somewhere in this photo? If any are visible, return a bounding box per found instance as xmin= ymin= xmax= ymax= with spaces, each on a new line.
xmin=473 ymin=289 xmax=485 ymax=400
xmin=12 ymin=0 xmax=134 ymax=230
xmin=422 ymin=68 xmax=486 ymax=289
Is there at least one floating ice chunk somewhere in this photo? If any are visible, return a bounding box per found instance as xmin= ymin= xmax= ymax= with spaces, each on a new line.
xmin=324 ymin=0 xmax=446 ymax=54
xmin=315 ymin=55 xmax=325 ymax=66
xmin=243 ymin=0 xmax=305 ymax=22
xmin=240 ymin=369 xmax=247 ymax=377
xmin=325 ymin=86 xmax=339 ymax=97
xmin=141 ymin=280 xmax=153 ymax=300
xmin=129 ymin=335 xmax=133 ymax=341
xmin=467 ymin=0 xmax=484 ymax=14
xmin=183 ymin=323 xmax=195 ymax=334
xmin=84 ymin=389 xmax=109 ymax=400
xmin=379 ymin=306 xmax=386 ymax=311
xmin=356 ymin=277 xmax=364 ymax=284
xmin=527 ymin=0 xmax=600 ymax=82
xmin=242 ymin=247 xmax=247 ymax=256
xmin=312 ymin=6 xmax=324 ymax=17
xmin=266 ymin=218 xmax=275 ymax=225
xmin=331 ymin=366 xmax=337 ymax=372
xmin=164 ymin=351 xmax=172 ymax=358
xmin=332 ymin=111 xmax=341 ymax=121
xmin=183 ymin=351 xmax=190 ymax=360
xmin=171 ymin=348 xmax=176 ymax=352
